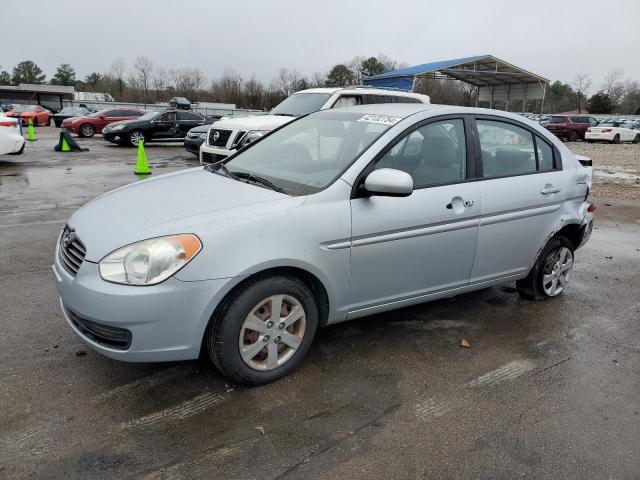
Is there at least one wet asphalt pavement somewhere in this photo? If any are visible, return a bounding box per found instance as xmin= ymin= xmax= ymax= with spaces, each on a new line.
xmin=1 ymin=127 xmax=639 ymax=479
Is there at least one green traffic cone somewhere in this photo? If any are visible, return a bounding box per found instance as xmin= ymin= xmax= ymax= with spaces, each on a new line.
xmin=26 ymin=119 xmax=37 ymax=141
xmin=135 ymin=140 xmax=151 ymax=175
xmin=61 ymin=136 xmax=71 ymax=152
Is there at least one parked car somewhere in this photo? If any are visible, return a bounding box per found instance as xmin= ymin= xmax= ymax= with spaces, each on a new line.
xmin=53 ymin=103 xmax=594 ymax=386
xmin=102 ymin=110 xmax=217 ymax=146
xmin=585 ymin=121 xmax=640 ymax=144
xmin=544 ymin=115 xmax=599 ymax=141
xmin=53 ymin=106 xmax=92 ymax=128
xmin=62 ymin=108 xmax=146 ymax=137
xmin=0 ymin=112 xmax=25 ymax=155
xmin=199 ymin=86 xmax=430 ymax=164
xmin=169 ymin=97 xmax=191 ymax=110
xmin=184 ymin=123 xmax=213 ymax=155
xmin=5 ymin=104 xmax=52 ymax=126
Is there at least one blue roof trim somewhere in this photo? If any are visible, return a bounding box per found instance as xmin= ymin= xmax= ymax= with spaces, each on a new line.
xmin=363 ymin=55 xmax=487 ymax=80
xmin=362 ymin=77 xmax=415 ymax=91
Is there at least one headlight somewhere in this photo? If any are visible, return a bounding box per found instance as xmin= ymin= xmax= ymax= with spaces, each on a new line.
xmin=111 ymin=124 xmax=125 ymax=131
xmin=198 ymin=133 xmax=207 ymax=139
xmin=236 ymin=130 xmax=268 ymax=149
xmin=99 ymin=234 xmax=202 ymax=285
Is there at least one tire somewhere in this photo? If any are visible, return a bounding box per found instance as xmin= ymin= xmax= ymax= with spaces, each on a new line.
xmin=207 ymin=275 xmax=318 ymax=386
xmin=45 ymin=116 xmax=51 ymax=126
xmin=54 ymin=120 xmax=62 ymax=128
xmin=568 ymin=130 xmax=579 ymax=142
xmin=633 ymin=134 xmax=640 ymax=144
xmin=33 ymin=118 xmax=39 ymax=127
xmin=128 ymin=129 xmax=145 ymax=146
xmin=517 ymin=236 xmax=574 ymax=301
xmin=611 ymin=134 xmax=620 ymax=144
xmin=587 ymin=140 xmax=594 ymax=143
xmin=78 ymin=123 xmax=96 ymax=138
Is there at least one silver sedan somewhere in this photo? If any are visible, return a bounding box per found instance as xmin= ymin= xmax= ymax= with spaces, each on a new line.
xmin=53 ymin=104 xmax=594 ymax=385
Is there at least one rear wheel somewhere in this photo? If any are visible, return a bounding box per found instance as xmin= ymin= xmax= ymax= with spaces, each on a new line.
xmin=517 ymin=236 xmax=574 ymax=300
xmin=33 ymin=118 xmax=39 ymax=127
xmin=633 ymin=134 xmax=640 ymax=144
xmin=207 ymin=275 xmax=318 ymax=386
xmin=611 ymin=134 xmax=620 ymax=144
xmin=568 ymin=130 xmax=579 ymax=142
xmin=45 ymin=116 xmax=51 ymax=126
xmin=128 ymin=130 xmax=146 ymax=146
xmin=79 ymin=123 xmax=95 ymax=138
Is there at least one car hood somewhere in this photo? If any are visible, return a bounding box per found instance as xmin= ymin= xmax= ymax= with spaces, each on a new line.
xmin=68 ymin=167 xmax=296 ymax=262
xmin=189 ymin=124 xmax=213 ymax=134
xmin=212 ymin=114 xmax=294 ymax=131
xmin=63 ymin=115 xmax=91 ymax=123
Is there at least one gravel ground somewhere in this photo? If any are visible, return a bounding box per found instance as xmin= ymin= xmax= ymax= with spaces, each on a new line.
xmin=567 ymin=142 xmax=640 ymax=200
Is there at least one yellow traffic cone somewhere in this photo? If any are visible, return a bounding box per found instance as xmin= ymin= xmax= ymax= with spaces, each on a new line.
xmin=135 ymin=140 xmax=151 ymax=175
xmin=26 ymin=119 xmax=37 ymax=141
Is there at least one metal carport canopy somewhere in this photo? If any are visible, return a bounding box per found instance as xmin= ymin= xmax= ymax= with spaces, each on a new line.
xmin=362 ymin=55 xmax=549 ymax=107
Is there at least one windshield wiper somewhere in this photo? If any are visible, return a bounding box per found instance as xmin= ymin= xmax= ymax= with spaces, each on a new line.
xmin=205 ymin=162 xmax=238 ymax=179
xmin=232 ymin=172 xmax=286 ymax=193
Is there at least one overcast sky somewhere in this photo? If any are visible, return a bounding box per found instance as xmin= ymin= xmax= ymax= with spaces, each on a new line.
xmin=2 ymin=0 xmax=639 ymax=91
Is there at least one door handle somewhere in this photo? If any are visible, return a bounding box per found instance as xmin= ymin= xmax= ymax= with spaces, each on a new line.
xmin=446 ymin=199 xmax=474 ymax=209
xmin=541 ymin=185 xmax=561 ymax=195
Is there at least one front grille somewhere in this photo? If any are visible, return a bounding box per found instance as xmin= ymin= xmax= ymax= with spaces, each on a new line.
xmin=58 ymin=226 xmax=86 ymax=276
xmin=202 ymin=151 xmax=227 ymax=164
xmin=208 ymin=128 xmax=232 ymax=147
xmin=65 ymin=305 xmax=132 ymax=350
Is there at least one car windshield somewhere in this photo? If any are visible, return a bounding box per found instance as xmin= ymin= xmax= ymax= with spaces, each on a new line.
xmin=136 ymin=111 xmax=159 ymax=121
xmin=90 ymin=109 xmax=107 ymax=117
xmin=270 ymin=93 xmax=332 ymax=117
xmin=60 ymin=107 xmax=85 ymax=115
xmin=11 ymin=105 xmax=37 ymax=113
xmin=220 ymin=111 xmax=396 ymax=195
xmin=548 ymin=116 xmax=566 ymax=124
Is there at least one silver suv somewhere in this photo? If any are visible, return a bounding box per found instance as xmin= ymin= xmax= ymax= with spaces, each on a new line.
xmin=54 ymin=103 xmax=593 ymax=385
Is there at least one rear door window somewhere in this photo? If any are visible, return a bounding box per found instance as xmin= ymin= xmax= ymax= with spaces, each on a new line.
xmin=476 ymin=120 xmax=536 ymax=177
xmin=332 ymin=95 xmax=362 ymax=108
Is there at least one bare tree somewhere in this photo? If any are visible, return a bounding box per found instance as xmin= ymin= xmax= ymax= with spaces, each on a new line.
xmin=110 ymin=58 xmax=126 ymax=97
xmin=133 ymin=55 xmax=153 ymax=102
xmin=571 ymin=74 xmax=591 ymax=113
xmin=153 ymin=67 xmax=170 ymax=102
xmin=602 ymin=70 xmax=625 ymax=112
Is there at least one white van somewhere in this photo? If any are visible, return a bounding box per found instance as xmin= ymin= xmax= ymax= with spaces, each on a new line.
xmin=199 ymin=86 xmax=429 ymax=164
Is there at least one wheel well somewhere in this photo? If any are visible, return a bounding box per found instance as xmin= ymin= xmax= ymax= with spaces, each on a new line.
xmin=214 ymin=267 xmax=330 ymax=329
xmin=555 ymin=224 xmax=582 ymax=250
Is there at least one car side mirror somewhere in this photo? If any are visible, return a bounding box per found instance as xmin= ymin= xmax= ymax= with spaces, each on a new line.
xmin=363 ymin=168 xmax=413 ymax=197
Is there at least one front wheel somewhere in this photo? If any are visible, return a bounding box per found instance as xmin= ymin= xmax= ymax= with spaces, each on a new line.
xmin=517 ymin=236 xmax=574 ymax=300
xmin=207 ymin=275 xmax=318 ymax=385
xmin=611 ymin=134 xmax=620 ymax=144
xmin=568 ymin=130 xmax=579 ymax=142
xmin=79 ymin=123 xmax=95 ymax=138
xmin=45 ymin=116 xmax=51 ymax=126
xmin=128 ymin=129 xmax=145 ymax=146
xmin=633 ymin=134 xmax=640 ymax=144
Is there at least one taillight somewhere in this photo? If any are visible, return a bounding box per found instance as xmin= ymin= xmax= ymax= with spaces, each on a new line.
xmin=602 ymin=128 xmax=612 ymax=133
xmin=0 ymin=121 xmax=17 ymax=128
xmin=587 ymin=203 xmax=596 ymax=213
xmin=586 ymin=128 xmax=591 ymax=132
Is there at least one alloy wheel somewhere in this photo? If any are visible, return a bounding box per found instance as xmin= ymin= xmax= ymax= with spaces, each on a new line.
xmin=81 ymin=124 xmax=94 ymax=137
xmin=238 ymin=294 xmax=306 ymax=371
xmin=130 ymin=131 xmax=145 ymax=146
xmin=542 ymin=246 xmax=573 ymax=296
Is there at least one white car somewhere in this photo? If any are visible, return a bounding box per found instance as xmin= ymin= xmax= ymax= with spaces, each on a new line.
xmin=585 ymin=121 xmax=640 ymax=144
xmin=199 ymin=86 xmax=430 ymax=164
xmin=0 ymin=112 xmax=25 ymax=155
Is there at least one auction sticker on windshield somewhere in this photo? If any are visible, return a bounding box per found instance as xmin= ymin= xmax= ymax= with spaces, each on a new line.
xmin=357 ymin=114 xmax=403 ymax=125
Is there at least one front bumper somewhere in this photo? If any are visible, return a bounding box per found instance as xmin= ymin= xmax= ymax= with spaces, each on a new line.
xmin=200 ymin=143 xmax=232 ymax=165
xmin=52 ymin=242 xmax=230 ymax=362
xmin=102 ymin=131 xmax=124 ymax=143
xmin=184 ymin=137 xmax=205 ymax=155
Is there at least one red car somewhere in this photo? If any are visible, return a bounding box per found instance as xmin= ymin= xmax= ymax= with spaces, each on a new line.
xmin=544 ymin=115 xmax=599 ymax=142
xmin=6 ymin=104 xmax=51 ymax=126
xmin=61 ymin=107 xmax=146 ymax=137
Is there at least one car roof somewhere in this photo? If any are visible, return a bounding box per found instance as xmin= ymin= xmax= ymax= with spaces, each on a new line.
xmin=311 ymin=103 xmax=549 ymax=124
xmin=298 ymin=86 xmax=428 ymax=99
